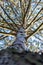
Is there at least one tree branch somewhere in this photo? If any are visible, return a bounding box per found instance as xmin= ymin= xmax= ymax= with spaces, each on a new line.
xmin=26 ymin=23 xmax=43 ymax=39
xmin=0 ymin=35 xmax=8 ymax=40
xmin=27 ymin=0 xmax=41 ymax=21
xmin=0 ymin=25 xmax=17 ymax=34
xmin=8 ymin=1 xmax=21 ymax=25
xmin=19 ymin=0 xmax=24 ymax=24
xmin=0 ymin=32 xmax=16 ymax=36
xmin=34 ymin=35 xmax=43 ymax=42
xmin=26 ymin=16 xmax=43 ymax=31
xmin=26 ymin=8 xmax=43 ymax=29
xmin=0 ymin=14 xmax=18 ymax=32
xmin=22 ymin=0 xmax=31 ymax=26
xmin=19 ymin=0 xmax=25 ymax=14
xmin=0 ymin=5 xmax=19 ymax=29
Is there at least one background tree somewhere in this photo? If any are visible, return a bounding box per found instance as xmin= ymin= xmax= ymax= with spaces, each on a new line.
xmin=0 ymin=0 xmax=43 ymax=53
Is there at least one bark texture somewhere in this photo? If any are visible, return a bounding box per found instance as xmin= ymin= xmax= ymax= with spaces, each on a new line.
xmin=0 ymin=47 xmax=43 ymax=65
